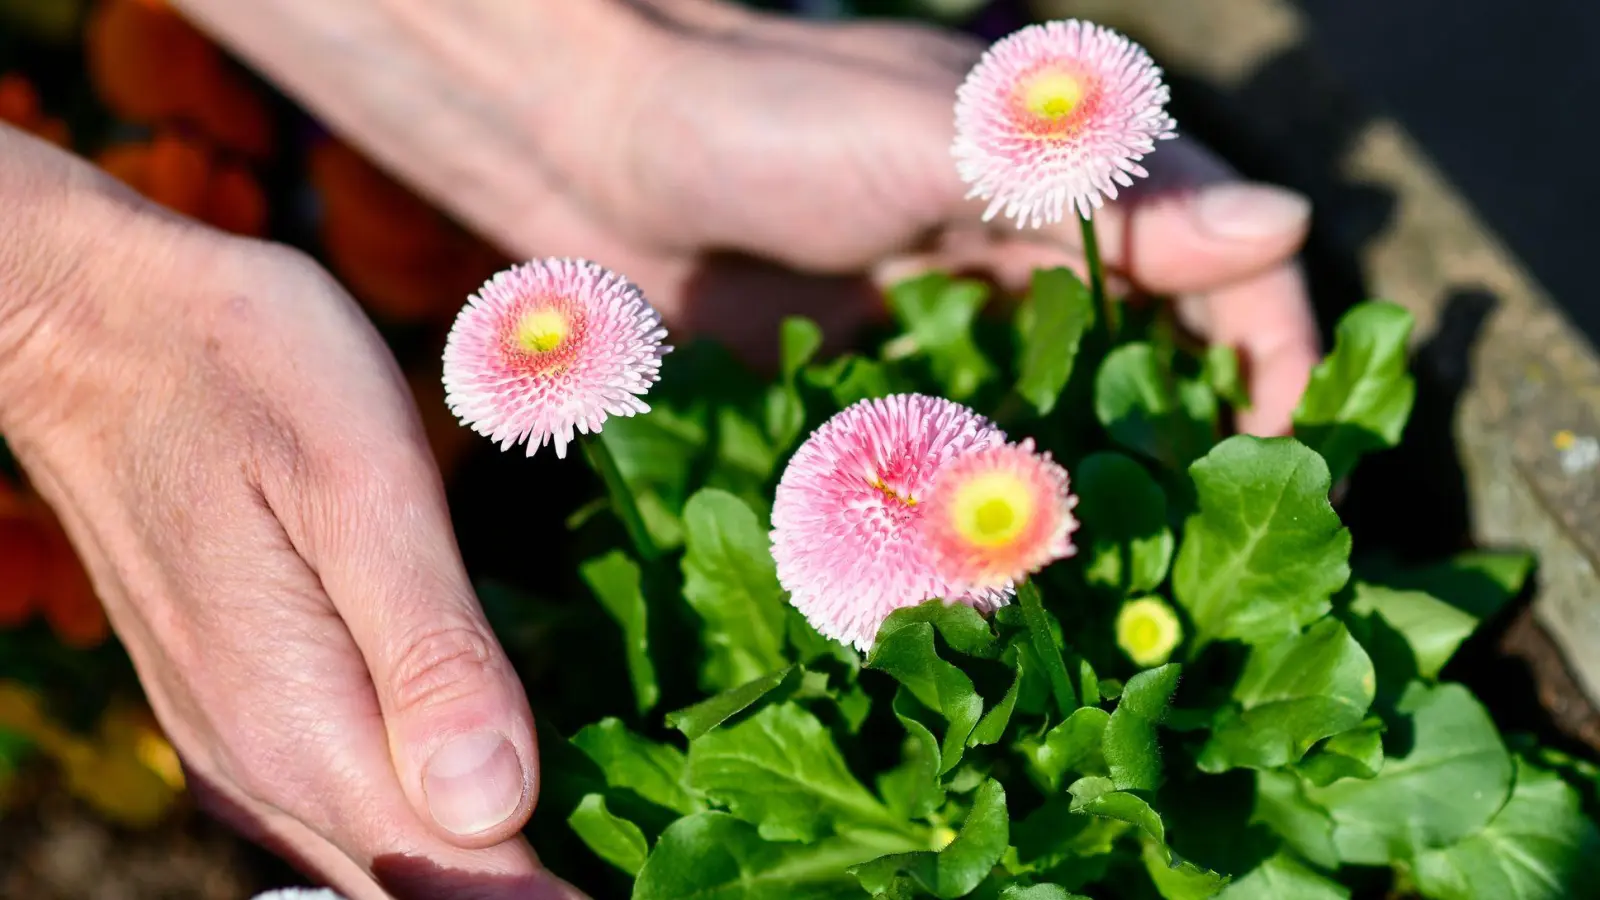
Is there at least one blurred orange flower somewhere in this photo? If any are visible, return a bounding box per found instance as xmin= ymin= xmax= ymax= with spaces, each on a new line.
xmin=0 ymin=478 xmax=110 ymax=648
xmin=0 ymin=72 xmax=71 ymax=146
xmin=97 ymin=131 xmax=269 ymax=237
xmin=85 ymin=0 xmax=273 ymax=159
xmin=0 ymin=683 xmax=183 ymax=826
xmin=310 ymin=139 xmax=507 ymax=324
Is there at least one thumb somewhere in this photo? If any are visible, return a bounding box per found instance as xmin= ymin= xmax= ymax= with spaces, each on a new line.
xmin=1043 ymin=138 xmax=1312 ymax=296
xmin=287 ymin=444 xmax=539 ymax=847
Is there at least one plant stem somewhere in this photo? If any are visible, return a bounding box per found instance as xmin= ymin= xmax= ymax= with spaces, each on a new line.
xmin=1018 ymin=580 xmax=1077 ymax=719
xmin=581 ymin=432 xmax=659 ymax=562
xmin=1080 ymin=213 xmax=1117 ymax=339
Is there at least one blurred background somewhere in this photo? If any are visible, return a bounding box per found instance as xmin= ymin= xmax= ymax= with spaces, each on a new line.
xmin=4 ymin=0 xmax=1599 ymax=897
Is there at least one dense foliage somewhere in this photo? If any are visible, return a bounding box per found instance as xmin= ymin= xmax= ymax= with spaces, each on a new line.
xmin=509 ymin=268 xmax=1599 ymax=899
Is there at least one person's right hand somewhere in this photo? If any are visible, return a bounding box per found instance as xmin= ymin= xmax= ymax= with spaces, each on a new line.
xmin=0 ymin=129 xmax=580 ymax=900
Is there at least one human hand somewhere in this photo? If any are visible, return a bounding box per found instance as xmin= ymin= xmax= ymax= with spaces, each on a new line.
xmin=171 ymin=0 xmax=1316 ymax=435
xmin=545 ymin=2 xmax=1319 ymax=436
xmin=0 ymin=130 xmax=581 ymax=900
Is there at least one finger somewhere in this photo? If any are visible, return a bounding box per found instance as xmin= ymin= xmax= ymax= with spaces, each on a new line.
xmin=1026 ymin=139 xmax=1313 ymax=296
xmin=1188 ymin=262 xmax=1320 ymax=437
xmin=287 ymin=437 xmax=539 ymax=846
xmin=188 ymin=716 xmax=585 ymax=900
xmin=245 ymin=291 xmax=541 ymax=846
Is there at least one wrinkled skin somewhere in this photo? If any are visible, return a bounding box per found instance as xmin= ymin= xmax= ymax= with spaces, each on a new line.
xmin=0 ymin=2 xmax=1319 ymax=897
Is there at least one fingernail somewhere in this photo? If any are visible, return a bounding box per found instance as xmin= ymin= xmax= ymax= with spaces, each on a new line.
xmin=424 ymin=732 xmax=526 ymax=836
xmin=1194 ymin=183 xmax=1311 ymax=241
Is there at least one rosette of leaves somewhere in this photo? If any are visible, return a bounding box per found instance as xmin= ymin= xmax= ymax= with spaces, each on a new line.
xmin=535 ymin=268 xmax=1597 ymax=900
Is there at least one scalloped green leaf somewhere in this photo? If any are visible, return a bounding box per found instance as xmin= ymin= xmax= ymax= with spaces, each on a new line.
xmin=681 ymin=489 xmax=790 ymax=691
xmin=686 ymin=702 xmax=903 ymax=842
xmin=868 ymin=619 xmax=984 ymax=774
xmin=1173 ymin=437 xmax=1352 ymax=647
xmin=580 ymin=551 xmax=659 ymax=714
xmin=850 ymin=779 xmax=1009 ymax=899
xmin=1292 ymin=300 xmax=1416 ymax=483
xmin=1306 ymin=682 xmax=1513 ymax=864
xmin=1413 ymin=760 xmax=1600 ymax=900
xmin=1198 ymin=619 xmax=1374 ymax=773
xmin=634 ymin=812 xmax=910 ymax=900
xmin=1105 ymin=664 xmax=1180 ymax=791
xmin=1015 ymin=267 xmax=1094 ymax=415
xmin=569 ymin=793 xmax=650 ymax=876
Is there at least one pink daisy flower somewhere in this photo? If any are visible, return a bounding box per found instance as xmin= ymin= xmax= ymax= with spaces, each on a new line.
xmin=771 ymin=394 xmax=1010 ymax=651
xmin=442 ymin=258 xmax=669 ymax=458
xmin=953 ymin=19 xmax=1178 ymax=227
xmin=922 ymin=439 xmax=1079 ymax=593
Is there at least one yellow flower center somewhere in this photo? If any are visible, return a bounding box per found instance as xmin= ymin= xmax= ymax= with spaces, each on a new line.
xmin=950 ymin=472 xmax=1034 ymax=547
xmin=1127 ymin=616 xmax=1161 ymax=651
xmin=1115 ymin=598 xmax=1183 ymax=667
xmin=516 ymin=308 xmax=569 ymax=354
xmin=1022 ymin=70 xmax=1085 ymax=121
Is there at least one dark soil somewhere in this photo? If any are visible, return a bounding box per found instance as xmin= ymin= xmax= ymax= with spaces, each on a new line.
xmin=0 ymin=766 xmax=307 ymax=900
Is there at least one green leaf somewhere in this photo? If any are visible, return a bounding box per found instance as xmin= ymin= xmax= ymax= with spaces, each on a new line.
xmin=867 ymin=620 xmax=984 ymax=775
xmin=1413 ymin=760 xmax=1600 ymax=900
xmin=1075 ymin=452 xmax=1175 ymax=595
xmin=1347 ymin=583 xmax=1479 ymax=680
xmin=880 ymin=688 xmax=948 ymax=820
xmin=1008 ymin=793 xmax=1125 ymax=877
xmin=580 ymin=551 xmax=660 ymax=714
xmin=1204 ymin=345 xmax=1251 ymax=411
xmin=1015 ymin=267 xmax=1094 ymax=415
xmin=1306 ymin=682 xmax=1513 ymax=865
xmin=571 ymin=719 xmax=700 ymax=815
xmin=681 ymin=489 xmax=790 ymax=691
xmin=1198 ymin=618 xmax=1375 ymax=773
xmin=970 ymin=656 xmax=1024 ymax=747
xmin=666 ymin=667 xmax=798 ymax=741
xmin=1292 ymin=300 xmax=1416 ymax=483
xmin=600 ymin=408 xmax=703 ymax=549
xmin=1078 ymin=659 xmax=1101 ymax=708
xmin=850 ymin=780 xmax=1009 ymax=899
xmin=686 ymin=702 xmax=901 ymax=842
xmin=1019 ymin=707 xmax=1111 ymax=792
xmin=1067 ymin=778 xmax=1228 ymax=895
xmin=1017 ymin=581 xmax=1077 ymax=718
xmin=711 ymin=405 xmax=781 ymax=499
xmin=1379 ymin=550 xmax=1533 ymax=619
xmin=1296 ymin=718 xmax=1384 ymax=786
xmin=634 ymin=811 xmax=908 ymax=900
xmin=807 ymin=355 xmax=908 ymax=409
xmin=1104 ymin=664 xmax=1180 ymax=791
xmin=1251 ymin=769 xmax=1339 ymax=870
xmin=1215 ymin=851 xmax=1349 ymax=900
xmin=1141 ymin=841 xmax=1232 ymax=900
xmin=1248 ymin=762 xmax=1337 ymax=871
xmin=1000 ymin=886 xmax=1091 ymax=900
xmin=1173 ymin=437 xmax=1352 ymax=647
xmin=766 ymin=317 xmax=825 ymax=451
xmin=1094 ymin=342 xmax=1216 ymax=469
xmin=879 ymin=601 xmax=1001 ymax=660
xmin=886 ymin=272 xmax=997 ymax=400
xmin=569 ymin=793 xmax=650 ymax=875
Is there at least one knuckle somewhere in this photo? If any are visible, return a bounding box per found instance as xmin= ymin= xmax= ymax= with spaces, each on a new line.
xmin=387 ymin=622 xmax=498 ymax=717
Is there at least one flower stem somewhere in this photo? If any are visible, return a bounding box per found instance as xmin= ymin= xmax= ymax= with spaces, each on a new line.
xmin=1018 ymin=579 xmax=1077 ymax=719
xmin=1079 ymin=213 xmax=1117 ymax=339
xmin=581 ymin=432 xmax=659 ymax=562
